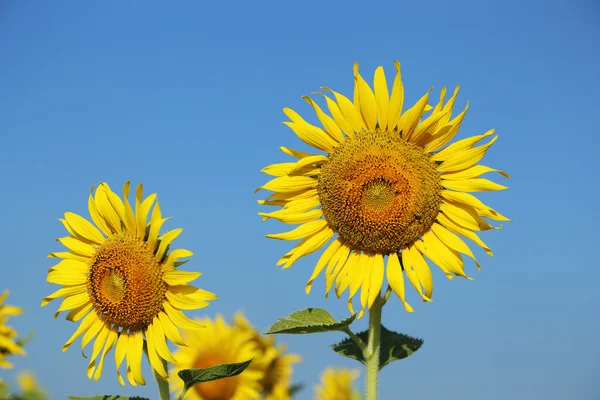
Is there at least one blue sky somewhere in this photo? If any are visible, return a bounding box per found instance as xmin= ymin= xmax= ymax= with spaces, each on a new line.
xmin=0 ymin=1 xmax=599 ymax=399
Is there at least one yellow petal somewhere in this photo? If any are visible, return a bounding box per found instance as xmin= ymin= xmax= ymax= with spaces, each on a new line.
xmin=165 ymin=290 xmax=209 ymax=310
xmin=163 ymin=302 xmax=205 ymax=330
xmin=259 ymin=208 xmax=323 ymax=224
xmin=94 ymin=185 xmax=122 ymax=234
xmin=47 ymin=251 xmax=89 ymax=262
xmin=387 ymin=61 xmax=404 ymax=130
xmin=129 ymin=331 xmax=145 ymax=385
xmin=47 ymin=269 xmax=87 ymax=285
xmin=398 ymin=90 xmax=430 ymax=140
xmin=64 ymin=212 xmax=104 ymax=244
xmin=137 ymin=191 xmax=157 ymax=240
xmin=260 ymin=175 xmax=317 ymax=193
xmin=406 ymin=245 xmax=434 ymax=299
xmin=156 ymin=228 xmax=182 ymax=262
xmin=432 ymin=129 xmax=494 ymax=161
xmin=401 ymin=247 xmax=431 ymax=301
xmin=305 ymin=238 xmax=343 ymax=294
xmin=367 ymin=254 xmax=385 ymax=311
xmin=425 ymin=103 xmax=469 ymax=153
xmin=281 ymin=226 xmax=334 ymax=269
xmin=266 ymin=219 xmax=328 ymax=241
xmin=48 ymin=259 xmax=89 ymax=273
xmin=416 ymin=232 xmax=469 ymax=279
xmin=115 ymin=333 xmax=128 ymax=386
xmin=441 ymin=165 xmax=509 ymax=180
xmin=442 ymin=178 xmax=508 ymax=192
xmin=150 ymin=317 xmax=176 ymax=363
xmin=169 ymin=285 xmax=217 ymax=302
xmin=145 ymin=324 xmax=168 ymax=379
xmin=162 ymin=270 xmax=201 ymax=286
xmin=283 ymin=108 xmax=336 ymax=152
xmin=56 ymin=292 xmax=90 ymax=313
xmin=81 ymin=318 xmax=104 ymax=352
xmin=303 ymin=96 xmax=344 ymax=143
xmin=147 ymin=201 xmax=167 ymax=253
xmin=288 ymin=154 xmax=328 ymax=175
xmin=441 ymin=190 xmax=511 ymax=222
xmin=440 ymin=202 xmax=488 ymax=231
xmin=57 ymin=237 xmax=96 ymax=257
xmin=93 ymin=328 xmax=117 ymax=381
xmin=157 ymin=311 xmax=186 ymax=346
xmin=373 ymin=66 xmax=390 ymax=128
xmin=437 ymin=136 xmax=498 ymax=172
xmin=325 ymin=244 xmax=351 ymax=296
xmin=353 ymin=62 xmax=377 ymax=130
xmin=121 ymin=181 xmax=137 ymax=235
xmin=386 ymin=253 xmax=413 ymax=312
xmin=432 ymin=223 xmax=481 ymax=270
xmin=321 ymin=86 xmax=365 ymax=133
xmin=88 ymin=189 xmax=111 ymax=236
xmin=314 ymin=92 xmax=355 ymax=137
xmin=62 ymin=311 xmax=97 ymax=352
xmin=279 ymin=146 xmax=313 ymax=159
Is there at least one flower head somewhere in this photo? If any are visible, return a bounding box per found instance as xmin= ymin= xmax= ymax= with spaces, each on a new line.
xmin=258 ymin=62 xmax=509 ymax=315
xmin=43 ymin=182 xmax=217 ymax=385
xmin=0 ymin=290 xmax=26 ymax=369
xmin=170 ymin=314 xmax=264 ymax=400
xmin=314 ymin=368 xmax=361 ymax=400
xmin=233 ymin=313 xmax=301 ymax=399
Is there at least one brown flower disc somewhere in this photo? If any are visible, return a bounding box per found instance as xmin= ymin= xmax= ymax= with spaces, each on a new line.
xmin=318 ymin=129 xmax=442 ymax=254
xmin=87 ymin=234 xmax=166 ymax=331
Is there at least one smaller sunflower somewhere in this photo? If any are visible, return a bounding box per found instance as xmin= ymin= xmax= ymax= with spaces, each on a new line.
xmin=43 ymin=182 xmax=217 ymax=385
xmin=313 ymin=368 xmax=361 ymax=400
xmin=170 ymin=314 xmax=264 ymax=400
xmin=0 ymin=290 xmax=26 ymax=369
xmin=233 ymin=313 xmax=301 ymax=400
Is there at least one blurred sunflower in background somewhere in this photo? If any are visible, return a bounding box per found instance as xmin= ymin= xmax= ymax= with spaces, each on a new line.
xmin=234 ymin=313 xmax=301 ymax=399
xmin=0 ymin=290 xmax=26 ymax=369
xmin=314 ymin=368 xmax=361 ymax=400
xmin=170 ymin=314 xmax=264 ymax=400
xmin=42 ymin=182 xmax=216 ymax=385
xmin=258 ymin=61 xmax=509 ymax=316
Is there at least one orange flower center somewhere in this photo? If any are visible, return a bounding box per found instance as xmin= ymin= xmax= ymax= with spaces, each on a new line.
xmin=193 ymin=353 xmax=240 ymax=400
xmin=87 ymin=234 xmax=166 ymax=331
xmin=318 ymin=129 xmax=441 ymax=254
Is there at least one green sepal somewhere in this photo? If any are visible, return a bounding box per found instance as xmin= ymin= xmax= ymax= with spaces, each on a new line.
xmin=176 ymin=359 xmax=253 ymax=400
xmin=288 ymin=383 xmax=304 ymax=396
xmin=266 ymin=308 xmax=356 ymax=334
xmin=331 ymin=325 xmax=423 ymax=369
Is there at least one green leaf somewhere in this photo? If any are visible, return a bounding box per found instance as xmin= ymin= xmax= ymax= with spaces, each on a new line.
xmin=266 ymin=308 xmax=356 ymax=334
xmin=331 ymin=325 xmax=423 ymax=369
xmin=176 ymin=359 xmax=253 ymax=400
xmin=67 ymin=396 xmax=149 ymax=400
xmin=16 ymin=331 xmax=36 ymax=348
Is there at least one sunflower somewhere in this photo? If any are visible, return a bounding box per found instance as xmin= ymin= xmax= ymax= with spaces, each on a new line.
xmin=170 ymin=314 xmax=264 ymax=400
xmin=233 ymin=313 xmax=301 ymax=399
xmin=313 ymin=368 xmax=361 ymax=400
xmin=0 ymin=290 xmax=26 ymax=369
xmin=258 ymin=61 xmax=509 ymax=316
xmin=42 ymin=182 xmax=217 ymax=385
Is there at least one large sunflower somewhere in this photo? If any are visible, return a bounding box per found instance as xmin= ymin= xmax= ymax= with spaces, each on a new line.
xmin=0 ymin=290 xmax=26 ymax=369
xmin=313 ymin=368 xmax=361 ymax=400
xmin=170 ymin=314 xmax=264 ymax=400
xmin=42 ymin=182 xmax=217 ymax=385
xmin=233 ymin=313 xmax=301 ymax=400
xmin=258 ymin=61 xmax=509 ymax=315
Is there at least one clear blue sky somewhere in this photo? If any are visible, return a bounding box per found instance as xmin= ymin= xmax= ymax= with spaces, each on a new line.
xmin=1 ymin=1 xmax=598 ymax=399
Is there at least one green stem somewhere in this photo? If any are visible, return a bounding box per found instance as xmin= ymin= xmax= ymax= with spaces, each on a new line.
xmin=343 ymin=327 xmax=368 ymax=354
xmin=381 ymin=285 xmax=393 ymax=306
xmin=365 ymin=293 xmax=382 ymax=400
xmin=144 ymin=341 xmax=171 ymax=400
xmin=153 ymin=359 xmax=171 ymax=400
